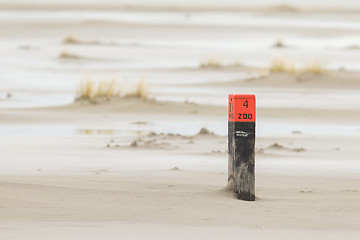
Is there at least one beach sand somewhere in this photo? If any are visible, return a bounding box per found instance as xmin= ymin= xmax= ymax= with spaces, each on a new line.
xmin=0 ymin=1 xmax=359 ymax=239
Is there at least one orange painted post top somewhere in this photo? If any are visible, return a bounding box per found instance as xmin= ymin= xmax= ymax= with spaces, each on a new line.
xmin=228 ymin=94 xmax=256 ymax=122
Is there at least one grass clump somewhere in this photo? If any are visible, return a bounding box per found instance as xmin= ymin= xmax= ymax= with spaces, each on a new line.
xmin=273 ymin=38 xmax=285 ymax=48
xmin=199 ymin=57 xmax=243 ymax=69
xmin=63 ymin=35 xmax=103 ymax=45
xmin=124 ymin=79 xmax=149 ymax=100
xmin=301 ymin=61 xmax=324 ymax=75
xmin=269 ymin=58 xmax=324 ymax=75
xmin=75 ymin=77 xmax=150 ymax=103
xmin=76 ymin=77 xmax=120 ymax=101
xmin=59 ymin=50 xmax=80 ymax=59
xmin=197 ymin=128 xmax=215 ymax=136
xmin=199 ymin=57 xmax=223 ymax=69
xmin=270 ymin=58 xmax=295 ymax=74
xmin=63 ymin=35 xmax=80 ymax=44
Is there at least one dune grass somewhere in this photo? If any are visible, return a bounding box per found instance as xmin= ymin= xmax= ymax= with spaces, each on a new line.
xmin=269 ymin=58 xmax=296 ymax=74
xmin=75 ymin=77 xmax=150 ymax=103
xmin=63 ymin=35 xmax=80 ymax=44
xmin=63 ymin=35 xmax=105 ymax=46
xmin=269 ymin=58 xmax=324 ymax=75
xmin=273 ymin=38 xmax=285 ymax=48
xmin=199 ymin=57 xmax=223 ymax=69
xmin=125 ymin=79 xmax=149 ymax=100
xmin=59 ymin=50 xmax=80 ymax=59
xmin=302 ymin=61 xmax=324 ymax=74
xmin=76 ymin=77 xmax=120 ymax=101
xmin=199 ymin=57 xmax=243 ymax=69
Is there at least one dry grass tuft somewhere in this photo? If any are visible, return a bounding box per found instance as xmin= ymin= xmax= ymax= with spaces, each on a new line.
xmin=63 ymin=35 xmax=80 ymax=44
xmin=76 ymin=77 xmax=121 ymax=101
xmin=301 ymin=61 xmax=324 ymax=75
xmin=273 ymin=38 xmax=285 ymax=48
xmin=59 ymin=50 xmax=80 ymax=59
xmin=199 ymin=57 xmax=243 ymax=69
xmin=269 ymin=58 xmax=324 ymax=75
xmin=75 ymin=77 xmax=150 ymax=103
xmin=63 ymin=35 xmax=104 ymax=45
xmin=269 ymin=58 xmax=295 ymax=74
xmin=197 ymin=127 xmax=215 ymax=136
xmin=124 ymin=79 xmax=149 ymax=100
xmin=199 ymin=57 xmax=223 ymax=69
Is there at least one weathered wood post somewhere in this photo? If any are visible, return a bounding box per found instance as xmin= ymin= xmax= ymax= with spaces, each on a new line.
xmin=228 ymin=94 xmax=256 ymax=201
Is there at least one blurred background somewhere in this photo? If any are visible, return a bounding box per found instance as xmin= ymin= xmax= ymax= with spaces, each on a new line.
xmin=0 ymin=0 xmax=359 ymax=155
xmin=1 ymin=0 xmax=360 ymax=108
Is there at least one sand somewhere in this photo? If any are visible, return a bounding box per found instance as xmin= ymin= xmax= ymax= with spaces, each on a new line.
xmin=1 ymin=98 xmax=359 ymax=239
xmin=0 ymin=1 xmax=360 ymax=239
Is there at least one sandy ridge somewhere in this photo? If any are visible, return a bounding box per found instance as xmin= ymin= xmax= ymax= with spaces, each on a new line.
xmin=2 ymin=3 xmax=360 ymax=14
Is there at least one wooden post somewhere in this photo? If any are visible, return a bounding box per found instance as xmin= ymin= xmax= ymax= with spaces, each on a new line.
xmin=228 ymin=94 xmax=256 ymax=201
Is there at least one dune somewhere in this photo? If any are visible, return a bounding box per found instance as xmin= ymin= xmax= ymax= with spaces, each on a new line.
xmin=245 ymin=71 xmax=360 ymax=89
xmin=67 ymin=97 xmax=225 ymax=115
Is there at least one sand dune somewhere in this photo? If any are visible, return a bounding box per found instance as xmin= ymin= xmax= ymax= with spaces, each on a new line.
xmin=2 ymin=1 xmax=360 ymax=14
